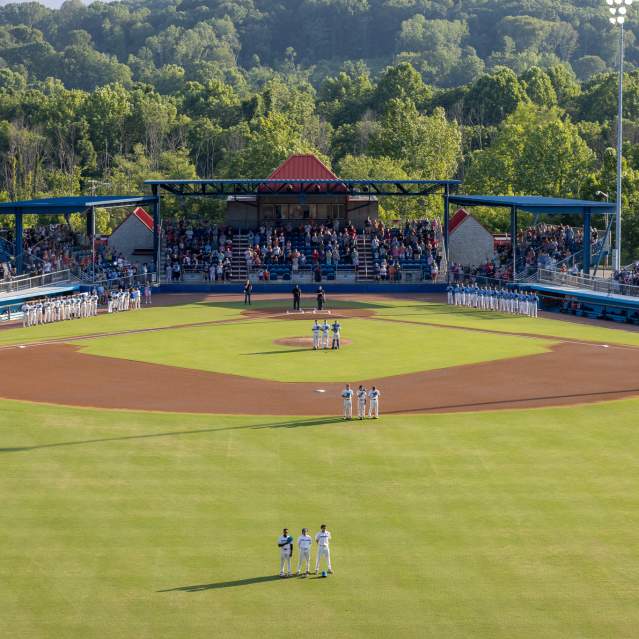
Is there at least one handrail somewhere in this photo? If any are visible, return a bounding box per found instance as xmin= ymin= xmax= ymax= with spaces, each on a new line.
xmin=537 ymin=268 xmax=639 ymax=298
xmin=0 ymin=269 xmax=73 ymax=295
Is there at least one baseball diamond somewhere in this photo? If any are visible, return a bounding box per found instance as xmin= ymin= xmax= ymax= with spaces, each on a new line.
xmin=4 ymin=291 xmax=639 ymax=639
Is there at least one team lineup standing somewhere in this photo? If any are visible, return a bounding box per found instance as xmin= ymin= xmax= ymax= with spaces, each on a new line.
xmin=447 ymin=283 xmax=539 ymax=317
xmin=20 ymin=285 xmax=151 ymax=327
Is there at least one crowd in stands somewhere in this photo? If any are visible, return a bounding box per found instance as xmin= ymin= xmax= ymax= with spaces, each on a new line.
xmin=460 ymin=223 xmax=598 ymax=282
xmin=163 ymin=217 xmax=444 ymax=282
xmin=613 ymin=262 xmax=639 ymax=287
xmin=164 ymin=221 xmax=234 ymax=281
xmin=0 ymin=223 xmax=154 ymax=287
xmin=365 ymin=217 xmax=442 ymax=281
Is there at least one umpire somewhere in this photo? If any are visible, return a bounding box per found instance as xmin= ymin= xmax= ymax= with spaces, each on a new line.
xmin=292 ymin=284 xmax=302 ymax=311
xmin=243 ymin=279 xmax=253 ymax=305
xmin=316 ymin=286 xmax=325 ymax=311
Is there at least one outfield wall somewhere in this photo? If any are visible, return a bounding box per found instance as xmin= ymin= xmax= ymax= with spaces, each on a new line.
xmin=158 ymin=282 xmax=448 ymax=295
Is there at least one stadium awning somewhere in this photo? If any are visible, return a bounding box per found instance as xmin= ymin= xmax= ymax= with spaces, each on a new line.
xmin=445 ymin=194 xmax=614 ymax=215
xmin=0 ymin=195 xmax=160 ymax=275
xmin=444 ymin=194 xmax=615 ymax=277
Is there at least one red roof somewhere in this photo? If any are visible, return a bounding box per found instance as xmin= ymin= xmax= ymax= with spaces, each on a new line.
xmin=268 ymin=154 xmax=338 ymax=180
xmin=133 ymin=207 xmax=154 ymax=231
xmin=259 ymin=154 xmax=345 ymax=194
xmin=448 ymin=208 xmax=469 ymax=233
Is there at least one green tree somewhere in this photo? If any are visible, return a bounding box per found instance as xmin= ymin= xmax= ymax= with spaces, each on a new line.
xmin=466 ymin=104 xmax=595 ymax=202
xmin=520 ymin=67 xmax=557 ymax=107
xmin=371 ymin=62 xmax=432 ymax=113
xmin=338 ymin=154 xmax=423 ymax=219
xmin=370 ymin=100 xmax=461 ymax=180
xmin=465 ymin=68 xmax=529 ymax=126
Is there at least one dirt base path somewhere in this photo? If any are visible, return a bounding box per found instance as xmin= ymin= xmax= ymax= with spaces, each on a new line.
xmin=1 ymin=340 xmax=638 ymax=415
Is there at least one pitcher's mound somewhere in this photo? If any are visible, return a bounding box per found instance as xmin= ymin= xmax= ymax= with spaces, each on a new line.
xmin=274 ymin=337 xmax=352 ymax=347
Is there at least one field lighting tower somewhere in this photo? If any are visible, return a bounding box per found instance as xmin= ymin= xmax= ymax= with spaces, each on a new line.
xmin=606 ymin=0 xmax=632 ymax=270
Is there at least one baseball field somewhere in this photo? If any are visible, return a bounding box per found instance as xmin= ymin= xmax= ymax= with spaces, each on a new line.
xmin=2 ymin=293 xmax=639 ymax=638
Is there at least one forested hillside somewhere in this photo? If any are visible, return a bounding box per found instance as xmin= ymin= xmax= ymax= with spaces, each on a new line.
xmin=1 ymin=0 xmax=639 ymax=257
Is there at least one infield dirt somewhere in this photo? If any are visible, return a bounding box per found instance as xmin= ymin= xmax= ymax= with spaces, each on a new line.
xmin=2 ymin=339 xmax=638 ymax=415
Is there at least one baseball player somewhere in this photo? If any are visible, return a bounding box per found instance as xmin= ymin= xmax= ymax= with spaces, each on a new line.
xmin=342 ymin=384 xmax=353 ymax=419
xmin=297 ymin=528 xmax=313 ymax=575
xmin=331 ymin=319 xmax=341 ymax=349
xmin=321 ymin=320 xmax=330 ymax=349
xmin=446 ymin=284 xmax=453 ymax=305
xmin=312 ymin=320 xmax=321 ymax=350
xmin=356 ymin=385 xmax=367 ymax=419
xmin=314 ymin=524 xmax=333 ymax=574
xmin=368 ymin=386 xmax=381 ymax=418
xmin=21 ymin=303 xmax=29 ymax=327
xmin=278 ymin=528 xmax=294 ymax=577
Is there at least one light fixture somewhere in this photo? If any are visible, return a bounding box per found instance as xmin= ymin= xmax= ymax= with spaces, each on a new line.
xmin=607 ymin=0 xmax=614 ymax=4
xmin=618 ymin=15 xmax=626 ymax=22
xmin=620 ymin=6 xmax=628 ymax=13
xmin=610 ymin=16 xmax=618 ymax=22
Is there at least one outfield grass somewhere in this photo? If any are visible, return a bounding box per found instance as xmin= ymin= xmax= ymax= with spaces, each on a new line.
xmin=375 ymin=300 xmax=639 ymax=346
xmin=2 ymin=399 xmax=639 ymax=638
xmin=0 ymin=301 xmax=242 ymax=346
xmin=74 ymin=317 xmax=554 ymax=381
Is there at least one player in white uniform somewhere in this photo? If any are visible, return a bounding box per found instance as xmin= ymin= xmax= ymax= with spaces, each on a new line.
xmin=314 ymin=524 xmax=333 ymax=574
xmin=297 ymin=528 xmax=313 ymax=575
xmin=321 ymin=320 xmax=330 ymax=349
xmin=368 ymin=386 xmax=381 ymax=418
xmin=357 ymin=385 xmax=367 ymax=419
xmin=312 ymin=320 xmax=320 ymax=350
xmin=278 ymin=528 xmax=294 ymax=577
xmin=342 ymin=384 xmax=353 ymax=419
xmin=21 ymin=303 xmax=29 ymax=327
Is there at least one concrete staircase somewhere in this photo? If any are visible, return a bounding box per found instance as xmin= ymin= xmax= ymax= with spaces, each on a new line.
xmin=231 ymin=233 xmax=249 ymax=280
xmin=355 ymin=234 xmax=376 ymax=281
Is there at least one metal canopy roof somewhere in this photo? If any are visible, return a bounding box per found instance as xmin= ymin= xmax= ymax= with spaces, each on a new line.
xmin=0 ymin=195 xmax=159 ymax=215
xmin=145 ymin=178 xmax=461 ymax=198
xmin=446 ymin=194 xmax=615 ymax=215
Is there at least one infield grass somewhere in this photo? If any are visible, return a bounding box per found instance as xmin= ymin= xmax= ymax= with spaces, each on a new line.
xmin=73 ymin=317 xmax=554 ymax=381
xmin=2 ymin=399 xmax=639 ymax=638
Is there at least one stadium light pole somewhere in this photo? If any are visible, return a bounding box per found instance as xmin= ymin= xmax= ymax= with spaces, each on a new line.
xmin=607 ymin=0 xmax=632 ymax=271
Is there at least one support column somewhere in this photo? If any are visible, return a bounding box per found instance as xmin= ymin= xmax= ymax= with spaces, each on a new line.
xmin=443 ymin=184 xmax=450 ymax=280
xmin=510 ymin=206 xmax=517 ymax=282
xmin=87 ymin=207 xmax=95 ymax=282
xmin=15 ymin=210 xmax=23 ymax=275
xmin=152 ymin=185 xmax=161 ymax=279
xmin=583 ymin=209 xmax=592 ymax=276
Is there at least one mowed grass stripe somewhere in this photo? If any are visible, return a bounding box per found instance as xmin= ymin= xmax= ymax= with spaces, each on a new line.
xmin=1 ymin=399 xmax=639 ymax=638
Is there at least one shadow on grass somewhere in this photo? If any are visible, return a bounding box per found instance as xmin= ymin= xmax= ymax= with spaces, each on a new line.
xmin=158 ymin=575 xmax=285 ymax=592
xmin=0 ymin=417 xmax=344 ymax=453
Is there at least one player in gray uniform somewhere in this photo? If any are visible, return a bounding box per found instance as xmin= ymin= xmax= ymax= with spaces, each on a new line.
xmin=312 ymin=320 xmax=320 ymax=350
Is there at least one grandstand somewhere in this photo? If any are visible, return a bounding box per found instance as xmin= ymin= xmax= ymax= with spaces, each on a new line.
xmin=1 ymin=154 xmax=638 ymax=323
